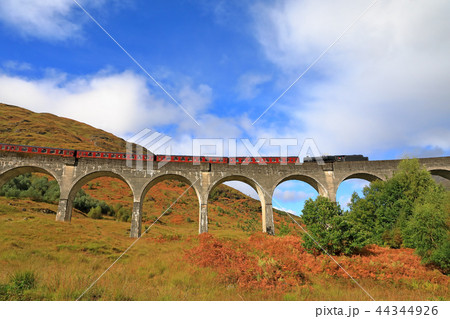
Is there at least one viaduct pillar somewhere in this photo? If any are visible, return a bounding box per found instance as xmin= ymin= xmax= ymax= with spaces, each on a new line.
xmin=55 ymin=164 xmax=76 ymax=222
xmin=198 ymin=172 xmax=210 ymax=234
xmin=262 ymin=201 xmax=275 ymax=235
xmin=130 ymin=201 xmax=142 ymax=238
xmin=56 ymin=199 xmax=73 ymax=222
xmin=199 ymin=203 xmax=208 ymax=234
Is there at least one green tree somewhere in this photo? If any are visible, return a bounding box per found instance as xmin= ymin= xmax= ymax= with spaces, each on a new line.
xmin=347 ymin=180 xmax=387 ymax=246
xmin=403 ymin=190 xmax=449 ymax=273
xmin=347 ymin=159 xmax=441 ymax=248
xmin=302 ymin=196 xmax=361 ymax=255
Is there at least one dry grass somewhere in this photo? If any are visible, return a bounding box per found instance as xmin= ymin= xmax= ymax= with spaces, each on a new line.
xmin=0 ymin=196 xmax=448 ymax=301
xmin=0 ymin=103 xmax=127 ymax=151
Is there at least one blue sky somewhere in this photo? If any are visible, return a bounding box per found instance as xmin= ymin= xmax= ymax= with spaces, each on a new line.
xmin=0 ymin=0 xmax=449 ymax=214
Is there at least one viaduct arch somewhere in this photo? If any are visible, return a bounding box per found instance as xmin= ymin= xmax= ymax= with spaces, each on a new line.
xmin=1 ymin=150 xmax=449 ymax=238
xmin=429 ymin=169 xmax=450 ymax=180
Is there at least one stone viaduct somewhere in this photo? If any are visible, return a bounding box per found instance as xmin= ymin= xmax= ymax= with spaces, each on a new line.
xmin=0 ymin=150 xmax=449 ymax=238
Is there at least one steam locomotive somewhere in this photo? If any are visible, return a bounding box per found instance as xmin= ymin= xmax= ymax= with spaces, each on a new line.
xmin=303 ymin=155 xmax=368 ymax=163
xmin=0 ymin=143 xmax=369 ymax=164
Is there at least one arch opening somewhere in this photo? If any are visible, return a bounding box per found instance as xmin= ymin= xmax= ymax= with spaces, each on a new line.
xmin=273 ymin=175 xmax=327 ymax=198
xmin=140 ymin=174 xmax=200 ymax=234
xmin=0 ymin=166 xmax=59 ymax=189
xmin=342 ymin=172 xmax=383 ymax=183
xmin=0 ymin=167 xmax=61 ymax=215
xmin=272 ymin=180 xmax=319 ymax=214
xmin=429 ymin=169 xmax=450 ymax=180
xmin=272 ymin=179 xmax=318 ymax=235
xmin=66 ymin=171 xmax=134 ymax=224
xmin=336 ymin=173 xmax=382 ymax=211
xmin=336 ymin=179 xmax=371 ymax=211
xmin=207 ymin=177 xmax=265 ymax=235
xmin=429 ymin=169 xmax=450 ymax=190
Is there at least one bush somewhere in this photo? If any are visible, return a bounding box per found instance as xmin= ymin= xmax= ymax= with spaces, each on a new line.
xmin=73 ymin=189 xmax=113 ymax=215
xmin=347 ymin=158 xmax=449 ymax=273
xmin=88 ymin=206 xmax=103 ymax=219
xmin=403 ymin=190 xmax=449 ymax=273
xmin=237 ymin=218 xmax=257 ymax=232
xmin=115 ymin=207 xmax=131 ymax=222
xmin=347 ymin=159 xmax=445 ymax=248
xmin=0 ymin=173 xmax=117 ymax=220
xmin=302 ymin=196 xmax=362 ymax=255
xmin=0 ymin=173 xmax=59 ymax=204
xmin=428 ymin=240 xmax=450 ymax=274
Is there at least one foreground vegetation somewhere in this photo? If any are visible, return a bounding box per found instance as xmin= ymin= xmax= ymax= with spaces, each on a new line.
xmin=301 ymin=159 xmax=449 ymax=274
xmin=0 ymin=196 xmax=448 ymax=301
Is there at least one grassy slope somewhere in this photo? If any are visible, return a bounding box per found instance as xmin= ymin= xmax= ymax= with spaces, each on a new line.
xmin=0 ymin=103 xmax=127 ymax=151
xmin=0 ymin=198 xmax=447 ymax=301
xmin=0 ymin=104 xmax=448 ymax=300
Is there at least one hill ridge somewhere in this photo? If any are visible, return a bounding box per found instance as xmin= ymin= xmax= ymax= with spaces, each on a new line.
xmin=0 ymin=103 xmax=127 ymax=152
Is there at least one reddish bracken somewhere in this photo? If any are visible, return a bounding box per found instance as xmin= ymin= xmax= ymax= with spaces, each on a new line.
xmin=185 ymin=233 xmax=306 ymax=291
xmin=169 ymin=215 xmax=185 ymax=225
xmin=186 ymin=233 xmax=448 ymax=292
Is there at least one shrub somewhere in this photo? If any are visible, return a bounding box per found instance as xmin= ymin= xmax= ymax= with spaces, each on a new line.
xmin=73 ymin=189 xmax=113 ymax=215
xmin=88 ymin=206 xmax=103 ymax=219
xmin=116 ymin=207 xmax=131 ymax=222
xmin=403 ymin=190 xmax=449 ymax=273
xmin=0 ymin=173 xmax=59 ymax=204
xmin=347 ymin=158 xmax=449 ymax=273
xmin=302 ymin=196 xmax=362 ymax=255
xmin=347 ymin=159 xmax=441 ymax=248
xmin=428 ymin=240 xmax=450 ymax=274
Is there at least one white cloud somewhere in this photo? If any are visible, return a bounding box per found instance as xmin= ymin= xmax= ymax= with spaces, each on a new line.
xmin=0 ymin=0 xmax=106 ymax=41
xmin=273 ymin=206 xmax=298 ymax=215
xmin=178 ymin=84 xmax=212 ymax=116
xmin=0 ymin=66 xmax=255 ymax=157
xmin=236 ymin=72 xmax=271 ymax=100
xmin=344 ymin=179 xmax=370 ymax=190
xmin=0 ymin=69 xmax=212 ymax=137
xmin=402 ymin=146 xmax=445 ymax=159
xmin=338 ymin=195 xmax=352 ymax=209
xmin=273 ymin=188 xmax=314 ymax=202
xmin=252 ymin=0 xmax=450 ymax=155
xmin=3 ymin=61 xmax=32 ymax=71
